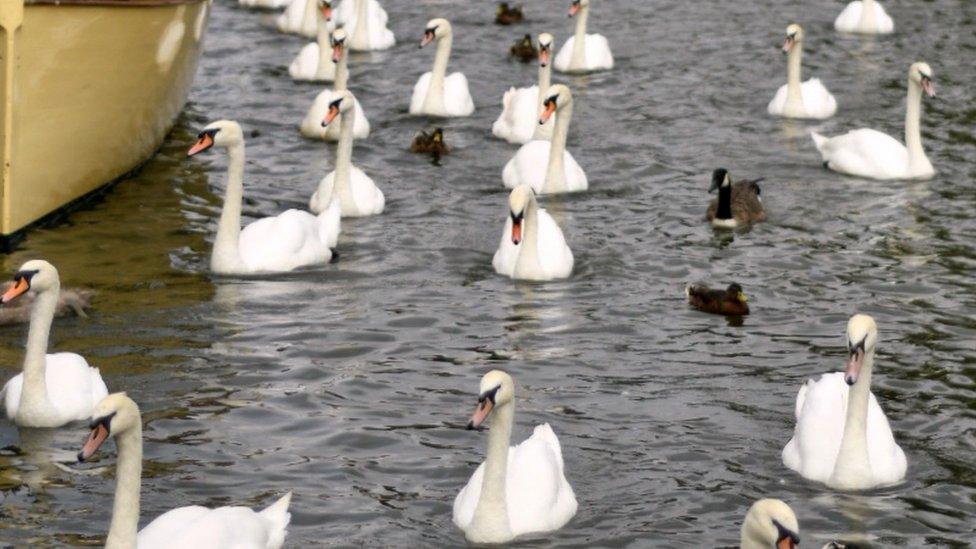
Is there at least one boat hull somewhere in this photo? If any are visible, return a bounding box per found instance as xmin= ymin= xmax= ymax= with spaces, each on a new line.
xmin=0 ymin=0 xmax=209 ymax=242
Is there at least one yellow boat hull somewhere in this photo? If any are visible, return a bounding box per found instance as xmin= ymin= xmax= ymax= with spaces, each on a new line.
xmin=0 ymin=0 xmax=209 ymax=242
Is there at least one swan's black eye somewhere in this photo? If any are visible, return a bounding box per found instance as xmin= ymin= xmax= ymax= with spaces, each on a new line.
xmin=510 ymin=211 xmax=524 ymax=223
xmin=478 ymin=385 xmax=501 ymax=404
xmin=196 ymin=128 xmax=219 ymax=139
xmin=88 ymin=412 xmax=116 ymax=431
xmin=329 ymin=99 xmax=342 ymax=109
xmin=12 ymin=269 xmax=39 ymax=284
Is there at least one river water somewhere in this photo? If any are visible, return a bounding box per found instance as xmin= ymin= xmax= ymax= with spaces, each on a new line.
xmin=1 ymin=0 xmax=974 ymax=546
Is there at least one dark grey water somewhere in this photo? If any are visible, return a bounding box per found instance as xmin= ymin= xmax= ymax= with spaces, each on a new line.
xmin=1 ymin=0 xmax=975 ymax=546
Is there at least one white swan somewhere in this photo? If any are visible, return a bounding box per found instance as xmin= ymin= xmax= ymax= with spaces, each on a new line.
xmin=493 ymin=186 xmax=574 ymax=281
xmin=78 ymin=393 xmax=292 ymax=549
xmin=503 ymin=84 xmax=588 ymax=195
xmin=239 ymin=0 xmax=290 ymax=10
xmin=554 ymin=0 xmax=613 ymax=73
xmin=768 ymin=24 xmax=837 ymax=120
xmin=812 ymin=62 xmax=935 ymax=180
xmin=409 ymin=18 xmax=475 ymax=117
xmin=834 ymin=0 xmax=894 ymax=34
xmin=492 ymin=33 xmax=556 ymax=144
xmin=188 ymin=121 xmax=341 ymax=274
xmin=310 ymin=90 xmax=384 ymax=217
xmin=276 ymin=0 xmax=321 ymax=38
xmin=288 ymin=1 xmax=337 ymax=81
xmin=453 ymin=370 xmax=577 ymax=544
xmin=300 ymin=29 xmax=371 ymax=141
xmin=0 ymin=260 xmax=108 ymax=428
xmin=740 ymin=499 xmax=800 ymax=549
xmin=783 ymin=314 xmax=908 ymax=490
xmin=334 ymin=0 xmax=395 ymax=51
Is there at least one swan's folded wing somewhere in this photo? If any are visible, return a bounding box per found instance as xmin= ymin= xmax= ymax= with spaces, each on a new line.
xmin=536 ymin=210 xmax=574 ymax=279
xmin=45 ymin=353 xmax=105 ymax=422
xmin=493 ymin=216 xmax=519 ymax=277
xmin=410 ymin=72 xmax=433 ymax=115
xmin=445 ymin=73 xmax=475 ymax=116
xmin=553 ymin=37 xmax=575 ymax=71
xmin=289 ymin=43 xmax=320 ymax=80
xmin=866 ymin=392 xmax=908 ymax=484
xmin=767 ymin=83 xmax=789 ymax=115
xmin=820 ymin=129 xmax=908 ymax=179
xmin=784 ymin=372 xmax=848 ymax=482
xmin=507 ymin=424 xmax=577 ymax=535
xmin=800 ymin=78 xmax=837 ymax=119
xmin=348 ymin=166 xmax=384 ymax=216
xmin=140 ymin=505 xmax=286 ymax=549
xmin=584 ymin=33 xmax=614 ymax=69
xmin=453 ymin=462 xmax=486 ymax=530
xmin=2 ymin=375 xmax=22 ymax=419
xmin=503 ymin=141 xmax=551 ymax=191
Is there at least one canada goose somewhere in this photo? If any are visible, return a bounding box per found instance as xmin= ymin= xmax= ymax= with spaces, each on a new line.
xmin=496 ymin=3 xmax=524 ymax=25
xmin=705 ymin=168 xmax=765 ymax=228
xmin=509 ymin=34 xmax=536 ymax=62
xmin=410 ymin=128 xmax=450 ymax=157
xmin=685 ymin=283 xmax=749 ymax=316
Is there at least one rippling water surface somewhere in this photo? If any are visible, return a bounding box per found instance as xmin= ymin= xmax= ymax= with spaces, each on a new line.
xmin=1 ymin=0 xmax=975 ymax=546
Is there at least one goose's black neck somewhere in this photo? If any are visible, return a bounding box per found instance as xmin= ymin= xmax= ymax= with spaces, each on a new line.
xmin=716 ymin=184 xmax=733 ymax=220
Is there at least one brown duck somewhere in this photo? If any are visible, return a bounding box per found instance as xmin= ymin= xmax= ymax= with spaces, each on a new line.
xmin=705 ymin=168 xmax=765 ymax=228
xmin=0 ymin=282 xmax=94 ymax=326
xmin=686 ymin=283 xmax=749 ymax=316
xmin=509 ymin=34 xmax=537 ymax=63
xmin=495 ymin=3 xmax=524 ymax=25
xmin=410 ymin=127 xmax=450 ymax=157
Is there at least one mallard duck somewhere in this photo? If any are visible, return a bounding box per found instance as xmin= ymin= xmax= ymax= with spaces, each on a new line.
xmin=496 ymin=3 xmax=524 ymax=25
xmin=0 ymin=281 xmax=94 ymax=326
xmin=705 ymin=168 xmax=765 ymax=228
xmin=686 ymin=283 xmax=749 ymax=316
xmin=509 ymin=34 xmax=537 ymax=63
xmin=410 ymin=127 xmax=450 ymax=157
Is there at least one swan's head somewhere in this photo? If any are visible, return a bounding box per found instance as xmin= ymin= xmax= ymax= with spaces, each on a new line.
xmin=331 ymin=28 xmax=347 ymax=63
xmin=420 ymin=18 xmax=451 ymax=48
xmin=569 ymin=0 xmax=589 ymax=17
xmin=539 ymin=84 xmax=572 ymax=125
xmin=741 ymin=499 xmax=800 ymax=549
xmin=1 ymin=259 xmax=59 ymax=304
xmin=708 ymin=168 xmax=733 ymax=193
xmin=538 ymin=32 xmax=555 ymax=67
xmin=507 ymin=185 xmax=536 ymax=245
xmin=845 ymin=314 xmax=878 ymax=386
xmin=466 ymin=370 xmax=515 ymax=430
xmin=782 ymin=24 xmax=803 ymax=54
xmin=910 ymin=62 xmax=936 ymax=97
xmin=317 ymin=0 xmax=332 ymax=21
xmin=320 ymin=90 xmax=356 ymax=127
xmin=78 ymin=393 xmax=141 ymax=462
xmin=188 ymin=120 xmax=243 ymax=156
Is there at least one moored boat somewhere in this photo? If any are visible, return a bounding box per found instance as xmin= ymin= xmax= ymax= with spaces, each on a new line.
xmin=0 ymin=0 xmax=210 ymax=248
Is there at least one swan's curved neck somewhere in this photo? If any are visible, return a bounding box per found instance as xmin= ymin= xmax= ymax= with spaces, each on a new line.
xmin=785 ymin=42 xmax=804 ymax=113
xmin=905 ymin=79 xmax=927 ymax=169
xmin=334 ymin=107 xmax=356 ymax=210
xmin=423 ymin=34 xmax=453 ymax=114
xmin=302 ymin=0 xmax=316 ymax=31
xmin=19 ymin=286 xmax=58 ymax=411
xmin=211 ymin=144 xmax=245 ymax=273
xmin=316 ymin=21 xmax=333 ymax=76
xmin=532 ymin=62 xmax=554 ymax=140
xmin=543 ymin=101 xmax=573 ymax=193
xmin=105 ymin=425 xmax=143 ymax=549
xmin=334 ymin=49 xmax=349 ymax=91
xmin=859 ymin=0 xmax=878 ymax=28
xmin=831 ymin=350 xmax=874 ymax=486
xmin=471 ymin=401 xmax=514 ymax=535
xmin=570 ymin=6 xmax=589 ymax=70
xmin=514 ymin=198 xmax=545 ymax=278
xmin=716 ymin=184 xmax=733 ymax=220
xmin=351 ymin=0 xmax=369 ymax=50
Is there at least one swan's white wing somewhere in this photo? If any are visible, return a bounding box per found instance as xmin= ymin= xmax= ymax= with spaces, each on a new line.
xmin=453 ymin=462 xmax=485 ymax=531
xmin=43 ymin=353 xmax=108 ymax=423
xmin=288 ymin=43 xmax=323 ymax=81
xmin=782 ymin=372 xmax=847 ymax=483
xmin=767 ymin=83 xmax=789 ymax=115
xmin=835 ymin=1 xmax=894 ymax=33
xmin=345 ymin=166 xmax=384 ymax=217
xmin=535 ymin=210 xmax=574 ymax=279
xmin=336 ymin=0 xmax=393 ymax=49
xmin=553 ymin=37 xmax=575 ymax=72
xmin=239 ymin=210 xmax=333 ymax=272
xmin=241 ymin=0 xmax=290 ymax=8
xmin=502 ymin=141 xmax=551 ymax=192
xmin=138 ymin=498 xmax=291 ymax=549
xmin=583 ymin=34 xmax=614 ymax=70
xmin=2 ymin=375 xmax=22 ymax=420
xmin=800 ymin=78 xmax=837 ymax=119
xmin=444 ymin=73 xmax=475 ymax=117
xmin=275 ymin=0 xmax=316 ymax=37
xmin=507 ymin=424 xmax=578 ymax=535
xmin=409 ymin=72 xmax=433 ymax=115
xmin=560 ymin=150 xmax=588 ymax=193
xmin=814 ymin=128 xmax=909 ymax=179
xmin=492 ymin=216 xmax=519 ymax=277
xmin=493 ymin=86 xmax=541 ymax=144
xmin=865 ymin=392 xmax=908 ymax=484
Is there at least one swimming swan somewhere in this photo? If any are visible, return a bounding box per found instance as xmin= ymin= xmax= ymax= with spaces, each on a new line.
xmin=78 ymin=393 xmax=292 ymax=549
xmin=188 ymin=121 xmax=341 ymax=274
xmin=554 ymin=0 xmax=613 ymax=73
xmin=812 ymin=62 xmax=935 ymax=180
xmin=409 ymin=18 xmax=475 ymax=117
xmin=493 ymin=185 xmax=574 ymax=281
xmin=300 ymin=28 xmax=371 ymax=141
xmin=492 ymin=33 xmax=556 ymax=144
xmin=288 ymin=1 xmax=337 ymax=81
xmin=782 ymin=314 xmax=908 ymax=490
xmin=453 ymin=370 xmax=577 ymax=544
xmin=768 ymin=24 xmax=837 ymax=120
xmin=334 ymin=0 xmax=394 ymax=51
xmin=0 ymin=260 xmax=108 ymax=428
xmin=740 ymin=499 xmax=800 ymax=549
xmin=834 ymin=0 xmax=894 ymax=34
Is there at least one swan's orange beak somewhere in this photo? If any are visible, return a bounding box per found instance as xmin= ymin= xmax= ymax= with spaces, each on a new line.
xmin=921 ymin=77 xmax=935 ymax=97
xmin=539 ymin=100 xmax=557 ymax=125
xmin=321 ymin=104 xmax=340 ymax=127
xmin=320 ymin=3 xmax=332 ymax=21
xmin=78 ymin=422 xmax=110 ymax=462
xmin=568 ymin=2 xmax=581 ymax=16
xmin=511 ymin=218 xmax=523 ymax=245
xmin=539 ymin=47 xmax=551 ymax=67
xmin=188 ymin=133 xmax=214 ymax=156
xmin=0 ymin=277 xmax=29 ymax=305
xmin=845 ymin=346 xmax=864 ymax=386
xmin=777 ymin=536 xmax=797 ymax=549
xmin=467 ymin=399 xmax=494 ymax=429
xmin=420 ymin=30 xmax=435 ymax=48
xmin=332 ymin=42 xmax=343 ymax=63
xmin=781 ymin=36 xmax=795 ymax=54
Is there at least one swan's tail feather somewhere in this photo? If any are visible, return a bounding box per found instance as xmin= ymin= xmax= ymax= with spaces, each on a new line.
xmin=260 ymin=492 xmax=292 ymax=549
xmin=810 ymin=132 xmax=829 ymax=153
